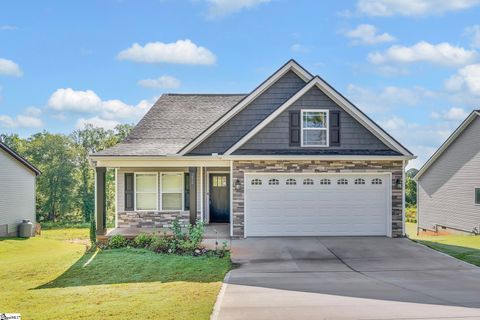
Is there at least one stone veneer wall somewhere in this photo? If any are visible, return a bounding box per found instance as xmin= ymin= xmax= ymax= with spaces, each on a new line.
xmin=232 ymin=160 xmax=404 ymax=238
xmin=117 ymin=211 xmax=201 ymax=228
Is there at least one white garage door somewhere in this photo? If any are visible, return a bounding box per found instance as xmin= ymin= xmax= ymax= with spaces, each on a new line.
xmin=245 ymin=174 xmax=390 ymax=237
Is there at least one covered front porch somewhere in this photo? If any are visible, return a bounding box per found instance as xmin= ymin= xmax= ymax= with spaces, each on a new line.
xmin=93 ymin=160 xmax=233 ymax=246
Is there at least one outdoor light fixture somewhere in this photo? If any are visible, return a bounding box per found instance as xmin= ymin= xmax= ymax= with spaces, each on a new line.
xmin=395 ymin=178 xmax=402 ymax=189
xmin=234 ymin=179 xmax=241 ymax=190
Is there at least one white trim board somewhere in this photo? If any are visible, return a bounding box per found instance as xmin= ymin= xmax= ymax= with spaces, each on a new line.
xmin=415 ymin=110 xmax=480 ymax=181
xmin=178 ymin=60 xmax=313 ymax=155
xmin=225 ymin=76 xmax=413 ymax=157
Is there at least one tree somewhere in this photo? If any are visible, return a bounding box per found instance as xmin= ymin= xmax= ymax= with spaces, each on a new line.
xmin=25 ymin=132 xmax=76 ymax=222
xmin=0 ymin=133 xmax=26 ymax=153
xmin=405 ymin=168 xmax=418 ymax=207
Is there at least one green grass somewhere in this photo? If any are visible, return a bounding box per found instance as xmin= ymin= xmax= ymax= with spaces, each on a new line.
xmin=0 ymin=229 xmax=232 ymax=319
xmin=406 ymin=222 xmax=480 ymax=267
xmin=40 ymin=228 xmax=89 ymax=242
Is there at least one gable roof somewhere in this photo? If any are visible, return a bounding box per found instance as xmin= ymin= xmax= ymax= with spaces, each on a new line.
xmin=92 ymin=94 xmax=246 ymax=156
xmin=225 ymin=76 xmax=413 ymax=157
xmin=0 ymin=142 xmax=41 ymax=175
xmin=414 ymin=110 xmax=480 ymax=180
xmin=178 ymin=59 xmax=313 ymax=155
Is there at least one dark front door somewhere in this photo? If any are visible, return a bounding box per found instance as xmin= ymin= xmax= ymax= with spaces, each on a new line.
xmin=209 ymin=173 xmax=230 ymax=223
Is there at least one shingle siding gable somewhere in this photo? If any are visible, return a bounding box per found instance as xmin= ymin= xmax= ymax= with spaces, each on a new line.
xmin=237 ymin=86 xmax=392 ymax=153
xmin=188 ymin=70 xmax=306 ymax=155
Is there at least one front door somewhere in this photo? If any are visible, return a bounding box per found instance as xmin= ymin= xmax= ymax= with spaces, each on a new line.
xmin=209 ymin=173 xmax=230 ymax=223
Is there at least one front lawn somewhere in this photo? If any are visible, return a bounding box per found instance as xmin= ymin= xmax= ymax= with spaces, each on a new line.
xmin=406 ymin=222 xmax=480 ymax=267
xmin=0 ymin=229 xmax=231 ymax=319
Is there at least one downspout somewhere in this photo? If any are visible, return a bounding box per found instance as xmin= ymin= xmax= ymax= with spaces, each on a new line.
xmin=402 ymin=160 xmax=406 ymax=237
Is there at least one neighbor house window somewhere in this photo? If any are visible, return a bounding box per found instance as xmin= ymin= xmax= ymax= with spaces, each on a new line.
xmin=475 ymin=188 xmax=480 ymax=205
xmin=135 ymin=173 xmax=158 ymax=211
xmin=301 ymin=110 xmax=329 ymax=147
xmin=161 ymin=173 xmax=183 ymax=211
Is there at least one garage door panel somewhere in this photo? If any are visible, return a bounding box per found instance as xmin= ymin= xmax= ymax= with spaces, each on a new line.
xmin=245 ymin=174 xmax=389 ymax=237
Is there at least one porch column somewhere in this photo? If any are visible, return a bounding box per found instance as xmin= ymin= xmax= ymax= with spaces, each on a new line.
xmin=95 ymin=167 xmax=107 ymax=235
xmin=189 ymin=167 xmax=197 ymax=225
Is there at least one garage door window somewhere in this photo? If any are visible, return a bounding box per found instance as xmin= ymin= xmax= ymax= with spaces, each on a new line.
xmin=337 ymin=178 xmax=348 ymax=185
xmin=301 ymin=110 xmax=329 ymax=147
xmin=303 ymin=178 xmax=314 ymax=185
xmin=355 ymin=178 xmax=365 ymax=185
xmin=251 ymin=178 xmax=262 ymax=185
xmin=268 ymin=178 xmax=279 ymax=185
xmin=286 ymin=178 xmax=297 ymax=185
xmin=372 ymin=178 xmax=383 ymax=185
xmin=319 ymin=178 xmax=331 ymax=185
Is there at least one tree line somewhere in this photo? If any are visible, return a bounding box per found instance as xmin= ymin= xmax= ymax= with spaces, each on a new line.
xmin=0 ymin=124 xmax=133 ymax=225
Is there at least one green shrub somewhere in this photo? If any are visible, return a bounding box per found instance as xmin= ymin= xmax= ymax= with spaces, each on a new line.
xmin=406 ymin=206 xmax=417 ymax=223
xmin=149 ymin=236 xmax=170 ymax=253
xmin=133 ymin=233 xmax=154 ymax=248
xmin=108 ymin=235 xmax=128 ymax=249
xmin=89 ymin=212 xmax=96 ymax=248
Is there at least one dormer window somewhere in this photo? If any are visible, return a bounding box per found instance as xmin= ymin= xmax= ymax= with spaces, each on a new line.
xmin=301 ymin=110 xmax=329 ymax=147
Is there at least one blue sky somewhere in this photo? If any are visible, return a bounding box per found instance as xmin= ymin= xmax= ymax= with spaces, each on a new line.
xmin=1 ymin=0 xmax=480 ymax=168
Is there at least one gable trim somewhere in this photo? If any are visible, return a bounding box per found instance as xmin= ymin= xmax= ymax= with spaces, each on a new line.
xmin=224 ymin=76 xmax=414 ymax=156
xmin=178 ymin=59 xmax=313 ymax=155
xmin=0 ymin=142 xmax=41 ymax=175
xmin=414 ymin=110 xmax=480 ymax=181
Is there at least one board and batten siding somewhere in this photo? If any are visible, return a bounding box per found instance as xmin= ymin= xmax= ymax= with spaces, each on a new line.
xmin=238 ymin=86 xmax=390 ymax=152
xmin=0 ymin=149 xmax=36 ymax=236
xmin=189 ymin=70 xmax=306 ymax=155
xmin=418 ymin=117 xmax=480 ymax=233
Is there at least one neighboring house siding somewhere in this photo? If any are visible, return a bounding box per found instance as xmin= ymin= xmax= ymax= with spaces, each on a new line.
xmin=116 ymin=167 xmax=202 ymax=228
xmin=238 ymin=86 xmax=391 ymax=153
xmin=232 ymin=160 xmax=403 ymax=238
xmin=0 ymin=149 xmax=36 ymax=236
xmin=189 ymin=70 xmax=306 ymax=155
xmin=418 ymin=117 xmax=480 ymax=233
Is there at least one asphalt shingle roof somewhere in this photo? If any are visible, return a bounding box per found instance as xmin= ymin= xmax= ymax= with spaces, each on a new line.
xmin=93 ymin=94 xmax=246 ymax=156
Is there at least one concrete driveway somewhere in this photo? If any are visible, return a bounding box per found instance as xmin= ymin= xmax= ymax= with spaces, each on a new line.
xmin=212 ymin=237 xmax=480 ymax=320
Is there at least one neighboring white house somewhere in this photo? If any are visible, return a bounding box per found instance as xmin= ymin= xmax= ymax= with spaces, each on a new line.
xmin=415 ymin=110 xmax=480 ymax=234
xmin=0 ymin=142 xmax=40 ymax=237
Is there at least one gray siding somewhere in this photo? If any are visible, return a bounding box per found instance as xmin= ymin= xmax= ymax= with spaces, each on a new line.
xmin=189 ymin=70 xmax=306 ymax=155
xmin=0 ymin=149 xmax=36 ymax=236
xmin=239 ymin=86 xmax=391 ymax=153
xmin=418 ymin=117 xmax=480 ymax=233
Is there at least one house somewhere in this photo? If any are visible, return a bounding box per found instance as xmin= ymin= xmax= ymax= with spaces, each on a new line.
xmin=90 ymin=60 xmax=415 ymax=238
xmin=0 ymin=142 xmax=40 ymax=237
xmin=415 ymin=110 xmax=480 ymax=235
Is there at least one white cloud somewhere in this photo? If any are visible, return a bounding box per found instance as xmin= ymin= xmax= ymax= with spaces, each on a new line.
xmin=357 ymin=0 xmax=480 ymax=17
xmin=368 ymin=41 xmax=477 ymax=67
xmin=445 ymin=64 xmax=480 ymax=96
xmin=345 ymin=24 xmax=395 ymax=45
xmin=431 ymin=107 xmax=468 ymax=121
xmin=0 ymin=25 xmax=17 ymax=31
xmin=0 ymin=58 xmax=23 ymax=77
xmin=0 ymin=107 xmax=43 ymax=128
xmin=75 ymin=117 xmax=120 ymax=130
xmin=206 ymin=0 xmax=271 ymax=18
xmin=138 ymin=75 xmax=181 ymax=89
xmin=48 ymin=88 xmax=102 ymax=113
xmin=347 ymin=84 xmax=433 ymax=112
xmin=117 ymin=39 xmax=216 ymax=65
xmin=465 ymin=25 xmax=480 ymax=48
xmin=290 ymin=43 xmax=310 ymax=54
xmin=47 ymin=87 xmax=154 ymax=129
xmin=379 ymin=115 xmax=406 ymax=130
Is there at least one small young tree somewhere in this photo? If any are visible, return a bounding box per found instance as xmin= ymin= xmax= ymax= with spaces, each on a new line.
xmin=90 ymin=211 xmax=96 ymax=247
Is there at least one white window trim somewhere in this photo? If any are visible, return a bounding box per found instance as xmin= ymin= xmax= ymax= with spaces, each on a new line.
xmin=134 ymin=172 xmax=159 ymax=212
xmin=475 ymin=187 xmax=480 ymax=206
xmin=300 ymin=109 xmax=329 ymax=147
xmin=160 ymin=172 xmax=185 ymax=212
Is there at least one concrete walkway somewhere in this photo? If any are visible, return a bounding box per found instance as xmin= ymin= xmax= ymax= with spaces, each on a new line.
xmin=212 ymin=237 xmax=480 ymax=320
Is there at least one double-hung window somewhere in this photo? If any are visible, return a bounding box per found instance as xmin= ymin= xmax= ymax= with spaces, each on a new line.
xmin=161 ymin=173 xmax=184 ymax=211
xmin=135 ymin=173 xmax=158 ymax=211
xmin=301 ymin=110 xmax=329 ymax=147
